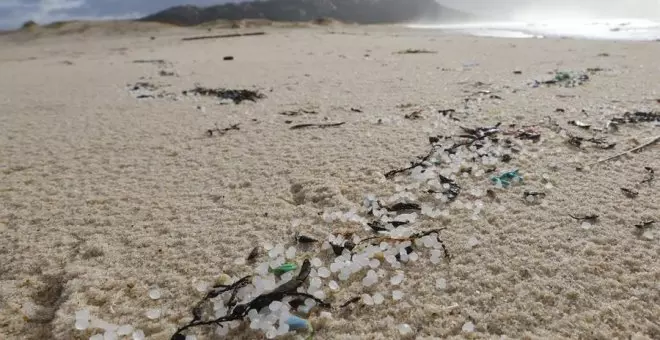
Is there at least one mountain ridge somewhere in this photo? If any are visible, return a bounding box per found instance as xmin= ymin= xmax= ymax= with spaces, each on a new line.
xmin=139 ymin=0 xmax=471 ymax=26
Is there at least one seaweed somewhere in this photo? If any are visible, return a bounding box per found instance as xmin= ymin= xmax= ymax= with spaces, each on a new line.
xmin=385 ymin=123 xmax=501 ymax=179
xmin=396 ymin=49 xmax=437 ymax=54
xmin=340 ymin=297 xmax=361 ymax=308
xmin=385 ymin=203 xmax=421 ymax=212
xmin=533 ymin=71 xmax=590 ymax=88
xmin=279 ymin=109 xmax=318 ymax=116
xmin=566 ymin=134 xmax=616 ymax=149
xmin=183 ymin=86 xmax=265 ymax=104
xmin=634 ymin=220 xmax=655 ymax=229
xmin=207 ymin=124 xmax=240 ymax=137
xmin=404 ymin=111 xmax=423 ymax=120
xmin=171 ymin=259 xmax=328 ymax=339
xmin=569 ymin=214 xmax=599 ymax=223
xmin=620 ymin=188 xmax=639 ymax=198
xmin=295 ymin=234 xmax=319 ymax=244
xmin=246 ymin=246 xmax=260 ymax=263
xmin=641 ymin=167 xmax=655 ymax=185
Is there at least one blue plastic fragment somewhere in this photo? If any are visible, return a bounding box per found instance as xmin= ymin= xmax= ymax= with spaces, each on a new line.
xmin=491 ymin=169 xmax=523 ymax=188
xmin=286 ymin=315 xmax=310 ymax=330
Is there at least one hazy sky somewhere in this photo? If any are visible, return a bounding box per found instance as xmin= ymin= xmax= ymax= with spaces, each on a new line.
xmin=438 ymin=0 xmax=660 ymax=19
xmin=1 ymin=0 xmax=659 ymax=29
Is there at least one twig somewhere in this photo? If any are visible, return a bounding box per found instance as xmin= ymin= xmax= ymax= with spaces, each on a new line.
xmin=182 ymin=32 xmax=266 ymax=41
xmin=588 ymin=135 xmax=660 ymax=166
xmin=290 ymin=122 xmax=345 ymax=130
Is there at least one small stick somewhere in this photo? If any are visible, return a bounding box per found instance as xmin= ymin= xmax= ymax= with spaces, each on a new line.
xmin=182 ymin=32 xmax=266 ymax=41
xmin=290 ymin=122 xmax=345 ymax=130
xmin=588 ymin=135 xmax=660 ymax=167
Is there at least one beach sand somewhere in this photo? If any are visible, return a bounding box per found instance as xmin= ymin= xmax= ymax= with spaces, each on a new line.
xmin=1 ymin=22 xmax=659 ymax=340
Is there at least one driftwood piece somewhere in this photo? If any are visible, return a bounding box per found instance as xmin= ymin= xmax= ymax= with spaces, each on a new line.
xmin=182 ymin=32 xmax=266 ymax=41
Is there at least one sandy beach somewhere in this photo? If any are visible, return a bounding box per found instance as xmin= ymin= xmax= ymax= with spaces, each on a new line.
xmin=1 ymin=22 xmax=659 ymax=340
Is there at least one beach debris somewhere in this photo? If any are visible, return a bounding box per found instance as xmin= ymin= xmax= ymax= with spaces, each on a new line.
xmin=285 ymin=315 xmax=310 ymax=330
xmin=330 ymin=239 xmax=355 ymax=256
xmin=436 ymin=175 xmax=461 ymax=201
xmin=271 ymin=263 xmax=298 ymax=275
xmin=279 ymin=109 xmax=318 ymax=116
xmin=620 ymin=188 xmax=639 ymax=198
xmin=184 ymin=86 xmax=265 ymax=104
xmin=491 ymin=169 xmax=522 ymax=188
xmin=462 ymin=89 xmax=503 ymax=108
xmin=437 ymin=108 xmax=462 ymax=121
xmin=127 ymin=81 xmax=176 ymax=99
xmin=566 ymin=134 xmax=616 ymax=149
xmin=404 ymin=110 xmax=423 ymax=120
xmin=246 ymin=246 xmax=260 ymax=262
xmin=608 ymin=111 xmax=660 ymax=127
xmin=513 ymin=70 xmax=522 ymax=74
xmin=159 ymin=70 xmax=176 ymax=77
xmin=523 ymin=191 xmax=546 ymax=203
xmin=503 ymin=125 xmax=541 ymax=142
xmin=295 ymin=233 xmax=319 ymax=244
xmin=398 ymin=323 xmax=414 ymax=335
xmin=459 ymin=122 xmax=501 ymax=140
xmin=588 ymin=135 xmax=660 ymax=166
xmin=223 ymin=56 xmax=234 ymax=61
xmin=635 ymin=220 xmax=655 ymax=229
xmin=597 ymin=53 xmax=610 ymax=57
xmin=462 ymin=321 xmax=475 ymax=333
xmin=207 ymin=124 xmax=240 ymax=137
xmin=148 ymin=287 xmax=162 ymax=300
xmin=586 ymin=67 xmax=606 ymax=73
xmin=290 ymin=122 xmax=346 ymax=130
xmin=395 ymin=49 xmax=437 ymax=54
xmin=171 ymin=259 xmax=328 ymax=340
xmin=641 ymin=167 xmax=655 ymax=185
xmin=130 ymin=81 xmax=158 ymax=91
xmin=533 ymin=71 xmax=590 ymax=87
xmin=340 ymin=297 xmax=361 ymax=308
xmin=384 ymin=202 xmax=421 ymax=213
xmin=568 ymin=120 xmax=591 ymax=129
xmin=181 ymin=31 xmax=266 ymax=41
xmin=569 ymin=214 xmax=599 ymax=223
xmin=386 ymin=122 xmax=504 ymax=180
xmin=133 ymin=59 xmax=167 ymax=65
xmin=350 ymin=107 xmax=363 ymax=113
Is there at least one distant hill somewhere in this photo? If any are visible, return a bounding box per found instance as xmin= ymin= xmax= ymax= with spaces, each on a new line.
xmin=139 ymin=0 xmax=471 ymax=26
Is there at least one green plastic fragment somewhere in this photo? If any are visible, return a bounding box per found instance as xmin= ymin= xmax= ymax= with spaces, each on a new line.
xmin=491 ymin=169 xmax=523 ymax=188
xmin=554 ymin=71 xmax=571 ymax=81
xmin=270 ymin=262 xmax=297 ymax=275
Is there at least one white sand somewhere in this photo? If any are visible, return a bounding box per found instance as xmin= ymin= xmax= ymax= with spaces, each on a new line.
xmin=1 ymin=23 xmax=659 ymax=340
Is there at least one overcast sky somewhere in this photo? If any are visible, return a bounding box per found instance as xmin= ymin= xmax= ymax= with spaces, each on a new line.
xmin=0 ymin=0 xmax=227 ymax=29
xmin=1 ymin=0 xmax=658 ymax=29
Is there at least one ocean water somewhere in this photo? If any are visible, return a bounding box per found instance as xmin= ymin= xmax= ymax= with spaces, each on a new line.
xmin=409 ymin=18 xmax=660 ymax=40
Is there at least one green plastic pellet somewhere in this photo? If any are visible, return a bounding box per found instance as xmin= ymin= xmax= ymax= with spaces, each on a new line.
xmin=270 ymin=262 xmax=297 ymax=275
